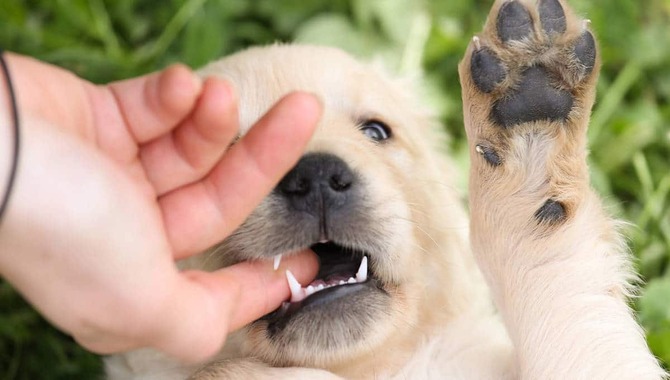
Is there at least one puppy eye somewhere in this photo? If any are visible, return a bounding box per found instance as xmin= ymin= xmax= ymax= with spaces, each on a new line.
xmin=360 ymin=120 xmax=392 ymax=142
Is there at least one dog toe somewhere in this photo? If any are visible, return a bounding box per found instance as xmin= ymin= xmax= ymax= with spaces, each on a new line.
xmin=470 ymin=45 xmax=507 ymax=94
xmin=497 ymin=1 xmax=534 ymax=43
xmin=539 ymin=0 xmax=567 ymax=36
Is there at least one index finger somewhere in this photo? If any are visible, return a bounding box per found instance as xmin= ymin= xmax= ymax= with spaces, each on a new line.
xmin=159 ymin=92 xmax=321 ymax=259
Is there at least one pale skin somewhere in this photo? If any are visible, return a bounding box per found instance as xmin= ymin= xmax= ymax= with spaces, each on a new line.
xmin=0 ymin=53 xmax=321 ymax=363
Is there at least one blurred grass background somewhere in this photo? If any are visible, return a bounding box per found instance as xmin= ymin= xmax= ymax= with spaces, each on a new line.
xmin=0 ymin=0 xmax=669 ymax=378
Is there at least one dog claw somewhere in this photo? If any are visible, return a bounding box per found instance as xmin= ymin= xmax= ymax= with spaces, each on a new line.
xmin=473 ymin=36 xmax=482 ymax=50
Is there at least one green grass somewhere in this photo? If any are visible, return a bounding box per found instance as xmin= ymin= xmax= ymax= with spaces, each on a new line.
xmin=1 ymin=0 xmax=669 ymax=378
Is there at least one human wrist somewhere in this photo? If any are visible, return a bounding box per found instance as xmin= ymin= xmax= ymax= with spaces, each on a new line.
xmin=0 ymin=53 xmax=95 ymax=139
xmin=0 ymin=49 xmax=20 ymax=226
xmin=0 ymin=54 xmax=10 ymax=208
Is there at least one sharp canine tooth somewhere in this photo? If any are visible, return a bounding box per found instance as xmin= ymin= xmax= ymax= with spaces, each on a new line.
xmin=273 ymin=254 xmax=282 ymax=270
xmin=285 ymin=270 xmax=304 ymax=302
xmin=356 ymin=256 xmax=368 ymax=283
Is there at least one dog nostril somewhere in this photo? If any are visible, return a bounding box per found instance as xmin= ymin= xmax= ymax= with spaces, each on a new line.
xmin=329 ymin=175 xmax=351 ymax=192
xmin=281 ymin=178 xmax=310 ymax=196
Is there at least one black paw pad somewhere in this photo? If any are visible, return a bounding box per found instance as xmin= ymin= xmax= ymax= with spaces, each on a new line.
xmin=476 ymin=144 xmax=502 ymax=167
xmin=539 ymin=0 xmax=566 ymax=35
xmin=471 ymin=48 xmax=507 ymax=93
xmin=491 ymin=66 xmax=573 ymax=128
xmin=535 ymin=199 xmax=567 ymax=225
xmin=574 ymin=31 xmax=597 ymax=76
xmin=497 ymin=1 xmax=533 ymax=42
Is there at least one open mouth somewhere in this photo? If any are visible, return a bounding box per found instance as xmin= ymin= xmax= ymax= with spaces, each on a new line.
xmin=288 ymin=242 xmax=369 ymax=301
xmin=262 ymin=242 xmax=378 ymax=324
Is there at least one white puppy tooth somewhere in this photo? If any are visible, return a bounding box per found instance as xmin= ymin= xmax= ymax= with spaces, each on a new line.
xmin=306 ymin=285 xmax=315 ymax=295
xmin=339 ymin=280 xmax=346 ymax=285
xmin=273 ymin=254 xmax=282 ymax=271
xmin=285 ymin=270 xmax=303 ymax=302
xmin=348 ymin=277 xmax=356 ymax=284
xmin=316 ymin=284 xmax=325 ymax=291
xmin=356 ymin=256 xmax=368 ymax=283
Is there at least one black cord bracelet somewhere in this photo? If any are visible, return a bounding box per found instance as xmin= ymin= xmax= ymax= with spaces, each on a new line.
xmin=0 ymin=49 xmax=20 ymax=224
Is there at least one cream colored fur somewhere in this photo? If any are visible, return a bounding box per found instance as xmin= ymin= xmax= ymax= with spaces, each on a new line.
xmin=106 ymin=1 xmax=666 ymax=378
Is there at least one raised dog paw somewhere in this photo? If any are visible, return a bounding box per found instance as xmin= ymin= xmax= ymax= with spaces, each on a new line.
xmin=459 ymin=0 xmax=599 ymax=228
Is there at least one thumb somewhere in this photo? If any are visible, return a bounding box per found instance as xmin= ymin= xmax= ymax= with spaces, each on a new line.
xmin=151 ymin=249 xmax=318 ymax=363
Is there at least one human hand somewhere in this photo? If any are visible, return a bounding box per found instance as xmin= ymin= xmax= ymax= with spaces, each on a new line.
xmin=0 ymin=53 xmax=321 ymax=362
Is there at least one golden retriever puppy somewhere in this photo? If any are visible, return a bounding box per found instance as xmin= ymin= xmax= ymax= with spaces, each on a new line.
xmin=106 ymin=0 xmax=665 ymax=378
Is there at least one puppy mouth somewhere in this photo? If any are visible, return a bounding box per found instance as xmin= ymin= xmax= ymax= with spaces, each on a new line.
xmin=261 ymin=242 xmax=382 ymax=325
xmin=289 ymin=242 xmax=370 ymax=301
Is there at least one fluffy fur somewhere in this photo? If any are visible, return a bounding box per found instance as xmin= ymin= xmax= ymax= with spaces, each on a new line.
xmin=106 ymin=1 xmax=666 ymax=379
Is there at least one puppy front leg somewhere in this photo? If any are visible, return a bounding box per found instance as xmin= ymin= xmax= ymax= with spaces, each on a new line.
xmin=458 ymin=0 xmax=665 ymax=379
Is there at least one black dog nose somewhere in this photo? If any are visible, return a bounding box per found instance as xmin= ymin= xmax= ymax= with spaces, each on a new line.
xmin=277 ymin=153 xmax=355 ymax=214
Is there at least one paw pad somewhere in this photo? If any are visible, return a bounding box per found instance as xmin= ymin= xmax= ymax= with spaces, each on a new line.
xmin=497 ymin=1 xmax=533 ymax=42
xmin=476 ymin=144 xmax=503 ymax=167
xmin=535 ymin=199 xmax=567 ymax=225
xmin=468 ymin=0 xmax=597 ymax=132
xmin=539 ymin=0 xmax=567 ymax=35
xmin=491 ymin=66 xmax=573 ymax=128
xmin=574 ymin=30 xmax=597 ymax=76
xmin=471 ymin=46 xmax=507 ymax=94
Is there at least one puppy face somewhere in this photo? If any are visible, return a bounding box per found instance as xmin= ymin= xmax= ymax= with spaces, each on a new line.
xmin=197 ymin=45 xmax=471 ymax=370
